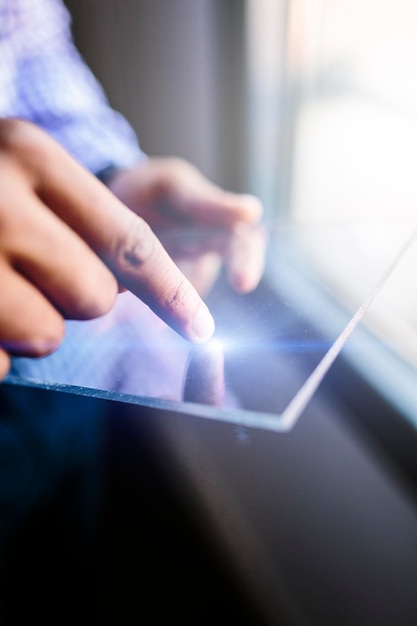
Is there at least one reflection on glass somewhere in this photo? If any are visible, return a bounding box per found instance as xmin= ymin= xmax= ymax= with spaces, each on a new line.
xmin=8 ymin=1 xmax=417 ymax=430
xmin=183 ymin=340 xmax=225 ymax=407
xmin=7 ymin=221 xmax=415 ymax=431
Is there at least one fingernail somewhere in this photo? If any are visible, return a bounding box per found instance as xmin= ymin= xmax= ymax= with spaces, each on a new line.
xmin=192 ymin=303 xmax=215 ymax=342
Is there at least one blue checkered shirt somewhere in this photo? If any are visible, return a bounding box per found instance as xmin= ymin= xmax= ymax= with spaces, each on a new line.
xmin=0 ymin=0 xmax=143 ymax=174
xmin=3 ymin=0 xmax=191 ymax=396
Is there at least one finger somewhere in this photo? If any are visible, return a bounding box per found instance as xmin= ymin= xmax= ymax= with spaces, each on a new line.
xmin=183 ymin=339 xmax=225 ymax=406
xmin=4 ymin=190 xmax=117 ymax=320
xmin=112 ymin=159 xmax=263 ymax=228
xmin=199 ymin=190 xmax=263 ymax=226
xmin=159 ymin=227 xmax=264 ymax=296
xmin=178 ymin=188 xmax=263 ymax=228
xmin=226 ymin=224 xmax=267 ymax=293
xmin=0 ymin=349 xmax=11 ymax=380
xmin=175 ymin=253 xmax=223 ymax=297
xmin=0 ymin=264 xmax=65 ymax=357
xmin=34 ymin=136 xmax=215 ymax=342
xmin=111 ymin=216 xmax=215 ymax=342
xmin=159 ymin=159 xmax=263 ymax=227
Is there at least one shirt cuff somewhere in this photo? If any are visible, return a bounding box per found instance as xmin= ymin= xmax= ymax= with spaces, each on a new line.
xmin=94 ymin=164 xmax=124 ymax=186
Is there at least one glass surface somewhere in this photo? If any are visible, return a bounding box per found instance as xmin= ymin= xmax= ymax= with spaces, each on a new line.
xmin=8 ymin=221 xmax=417 ymax=431
xmin=6 ymin=0 xmax=414 ymax=432
xmin=240 ymin=0 xmax=417 ymax=428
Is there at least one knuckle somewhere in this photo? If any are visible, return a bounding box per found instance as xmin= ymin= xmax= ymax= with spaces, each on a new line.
xmin=163 ymin=157 xmax=192 ymax=186
xmin=0 ymin=118 xmax=24 ymax=150
xmin=0 ymin=118 xmax=38 ymax=155
xmin=164 ymin=278 xmax=188 ymax=312
xmin=167 ymin=157 xmax=189 ymax=175
xmin=115 ymin=216 xmax=158 ymax=272
xmin=0 ymin=118 xmax=56 ymax=182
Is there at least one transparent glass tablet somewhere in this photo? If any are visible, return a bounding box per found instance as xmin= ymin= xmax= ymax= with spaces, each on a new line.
xmin=7 ymin=221 xmax=416 ymax=431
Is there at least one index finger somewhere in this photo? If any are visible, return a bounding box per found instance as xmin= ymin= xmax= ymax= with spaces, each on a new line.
xmin=32 ymin=130 xmax=215 ymax=343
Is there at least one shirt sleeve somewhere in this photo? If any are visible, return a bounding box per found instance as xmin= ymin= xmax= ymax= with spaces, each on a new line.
xmin=11 ymin=0 xmax=145 ymax=174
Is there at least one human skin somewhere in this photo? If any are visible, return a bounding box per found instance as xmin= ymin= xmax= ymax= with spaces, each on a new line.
xmin=0 ymin=119 xmax=264 ymax=380
xmin=108 ymin=158 xmax=265 ymax=296
xmin=109 ymin=161 xmax=265 ymax=406
xmin=0 ymin=118 xmax=215 ymax=378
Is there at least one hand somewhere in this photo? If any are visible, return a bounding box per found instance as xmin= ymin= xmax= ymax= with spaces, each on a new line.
xmin=0 ymin=119 xmax=214 ymax=380
xmin=108 ymin=158 xmax=266 ymax=296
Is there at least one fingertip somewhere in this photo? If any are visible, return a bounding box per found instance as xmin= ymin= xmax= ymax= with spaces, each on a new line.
xmin=228 ymin=273 xmax=257 ymax=294
xmin=229 ymin=259 xmax=265 ymax=294
xmin=242 ymin=194 xmax=264 ymax=223
xmin=224 ymin=192 xmax=263 ymax=224
xmin=191 ymin=303 xmax=215 ymax=343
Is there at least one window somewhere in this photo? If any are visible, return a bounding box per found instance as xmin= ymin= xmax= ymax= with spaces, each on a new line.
xmin=246 ymin=0 xmax=417 ymax=422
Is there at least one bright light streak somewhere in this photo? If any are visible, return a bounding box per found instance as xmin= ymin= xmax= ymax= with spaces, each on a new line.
xmin=209 ymin=336 xmax=235 ymax=355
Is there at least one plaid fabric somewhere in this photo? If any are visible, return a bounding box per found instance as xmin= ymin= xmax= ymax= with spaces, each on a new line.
xmin=0 ymin=0 xmax=143 ymax=173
